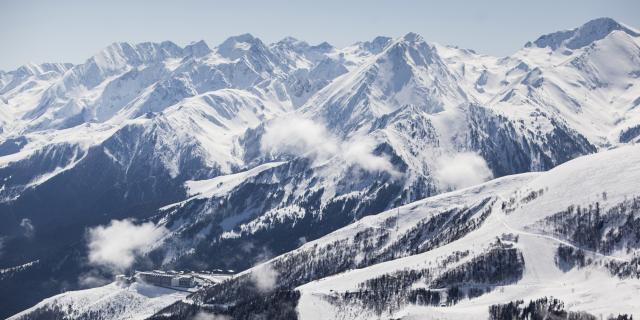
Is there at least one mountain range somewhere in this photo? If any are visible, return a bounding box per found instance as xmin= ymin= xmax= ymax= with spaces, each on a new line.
xmin=1 ymin=17 xmax=639 ymax=319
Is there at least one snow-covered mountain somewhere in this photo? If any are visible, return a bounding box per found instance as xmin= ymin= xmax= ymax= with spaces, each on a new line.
xmin=9 ymin=282 xmax=190 ymax=320
xmin=440 ymin=17 xmax=640 ymax=147
xmin=17 ymin=143 xmax=640 ymax=320
xmin=1 ymin=17 xmax=639 ymax=319
xmin=150 ymin=144 xmax=640 ymax=320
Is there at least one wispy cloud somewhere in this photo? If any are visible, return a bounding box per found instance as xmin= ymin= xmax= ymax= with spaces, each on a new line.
xmin=261 ymin=115 xmax=398 ymax=175
xmin=86 ymin=219 xmax=168 ymax=273
xmin=342 ymin=135 xmax=397 ymax=174
xmin=78 ymin=270 xmax=111 ymax=288
xmin=191 ymin=312 xmax=231 ymax=320
xmin=20 ymin=218 xmax=35 ymax=238
xmin=260 ymin=115 xmax=338 ymax=162
xmin=434 ymin=152 xmax=492 ymax=190
xmin=250 ymin=263 xmax=278 ymax=292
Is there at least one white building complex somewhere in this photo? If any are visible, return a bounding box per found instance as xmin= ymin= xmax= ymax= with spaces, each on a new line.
xmin=135 ymin=271 xmax=196 ymax=288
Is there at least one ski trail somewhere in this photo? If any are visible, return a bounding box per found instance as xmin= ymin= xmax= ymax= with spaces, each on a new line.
xmin=496 ymin=208 xmax=630 ymax=263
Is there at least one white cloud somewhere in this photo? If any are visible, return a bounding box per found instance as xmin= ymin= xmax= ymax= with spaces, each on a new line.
xmin=434 ymin=152 xmax=493 ymax=190
xmin=260 ymin=116 xmax=338 ymax=162
xmin=78 ymin=271 xmax=111 ymax=288
xmin=250 ymin=263 xmax=278 ymax=292
xmin=191 ymin=312 xmax=231 ymax=320
xmin=86 ymin=219 xmax=168 ymax=272
xmin=343 ymin=135 xmax=398 ymax=175
xmin=261 ymin=115 xmax=398 ymax=176
xmin=240 ymin=241 xmax=255 ymax=253
xmin=20 ymin=218 xmax=35 ymax=238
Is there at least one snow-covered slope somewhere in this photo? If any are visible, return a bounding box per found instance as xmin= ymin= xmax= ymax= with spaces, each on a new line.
xmin=9 ymin=282 xmax=189 ymax=320
xmin=150 ymin=145 xmax=640 ymax=320
xmin=440 ymin=17 xmax=640 ymax=147
xmin=295 ymin=145 xmax=640 ymax=319
xmin=301 ymin=32 xmax=469 ymax=133
xmin=0 ymin=32 xmax=354 ymax=318
xmin=143 ymin=25 xmax=602 ymax=277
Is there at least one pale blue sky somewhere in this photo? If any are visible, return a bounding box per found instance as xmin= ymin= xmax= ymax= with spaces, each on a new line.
xmin=1 ymin=0 xmax=638 ymax=70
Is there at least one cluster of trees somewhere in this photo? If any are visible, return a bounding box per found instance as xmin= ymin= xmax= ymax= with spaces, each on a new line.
xmin=11 ymin=304 xmax=67 ymax=320
xmin=519 ymin=188 xmax=546 ymax=205
xmin=378 ymin=197 xmax=494 ymax=262
xmin=416 ymin=198 xmax=495 ymax=253
xmin=430 ymin=245 xmax=524 ymax=288
xmin=332 ymin=244 xmax=523 ymax=314
xmin=619 ymin=124 xmax=640 ymax=143
xmin=605 ymin=256 xmax=640 ymax=279
xmin=378 ymin=207 xmax=459 ymax=259
xmin=13 ymin=301 xmax=136 ymax=320
xmin=275 ymin=199 xmax=494 ymax=287
xmin=326 ymin=267 xmax=432 ymax=315
xmin=556 ymin=244 xmax=591 ymax=271
xmin=270 ymin=226 xmax=383 ymax=288
xmin=503 ymin=188 xmax=547 ymax=214
xmin=407 ymin=288 xmax=441 ymax=306
xmin=489 ymin=297 xmax=633 ymax=320
xmin=436 ymin=250 xmax=471 ymax=268
xmin=150 ymin=290 xmax=300 ymax=320
xmin=556 ymin=244 xmax=640 ymax=279
xmin=543 ymin=196 xmax=640 ymax=255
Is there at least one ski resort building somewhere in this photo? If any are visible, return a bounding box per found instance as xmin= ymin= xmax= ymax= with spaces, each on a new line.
xmin=136 ymin=271 xmax=195 ymax=288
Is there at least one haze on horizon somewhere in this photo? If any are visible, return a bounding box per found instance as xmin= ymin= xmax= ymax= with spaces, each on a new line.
xmin=0 ymin=0 xmax=639 ymax=70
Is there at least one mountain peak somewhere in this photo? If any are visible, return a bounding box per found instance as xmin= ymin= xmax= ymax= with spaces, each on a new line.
xmin=272 ymin=36 xmax=311 ymax=52
xmin=371 ymin=35 xmax=392 ymax=45
xmin=277 ymin=36 xmax=304 ymax=45
xmin=402 ymin=32 xmax=423 ymax=43
xmin=357 ymin=36 xmax=392 ymax=54
xmin=217 ymin=33 xmax=268 ymax=59
xmin=527 ymin=17 xmax=640 ymax=50
xmin=183 ymin=40 xmax=212 ymax=57
xmin=221 ymin=33 xmax=259 ymax=46
xmin=310 ymin=41 xmax=333 ymax=51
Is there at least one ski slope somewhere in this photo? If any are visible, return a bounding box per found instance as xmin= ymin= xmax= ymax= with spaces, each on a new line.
xmin=293 ymin=145 xmax=640 ymax=319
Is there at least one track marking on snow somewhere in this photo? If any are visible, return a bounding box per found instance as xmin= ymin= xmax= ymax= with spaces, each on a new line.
xmin=496 ymin=203 xmax=630 ymax=263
